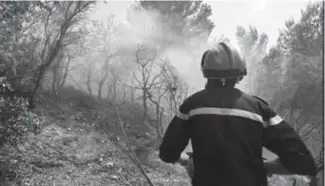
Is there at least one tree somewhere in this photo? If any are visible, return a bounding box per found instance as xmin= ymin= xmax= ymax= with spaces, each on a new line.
xmin=92 ymin=16 xmax=119 ymax=100
xmin=130 ymin=44 xmax=161 ymax=119
xmin=51 ymin=45 xmax=80 ymax=97
xmin=0 ymin=2 xmax=42 ymax=89
xmin=84 ymin=60 xmax=95 ymax=97
xmin=51 ymin=50 xmax=65 ymax=95
xmin=147 ymin=84 xmax=167 ymax=139
xmin=160 ymin=58 xmax=189 ymax=121
xmin=29 ymin=1 xmax=94 ymax=106
xmin=277 ymin=2 xmax=323 ymax=57
xmin=106 ymin=64 xmax=120 ymax=102
xmin=236 ymin=25 xmax=269 ymax=94
xmin=81 ymin=16 xmax=126 ymax=100
xmin=130 ymin=1 xmax=214 ymax=49
xmin=271 ymin=1 xmax=323 ymax=140
xmin=249 ymin=3 xmax=323 ymax=185
xmin=236 ymin=25 xmax=260 ymax=55
xmin=0 ymin=1 xmax=94 ymax=109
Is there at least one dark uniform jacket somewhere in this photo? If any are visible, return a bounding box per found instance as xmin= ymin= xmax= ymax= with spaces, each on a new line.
xmin=159 ymin=86 xmax=317 ymax=186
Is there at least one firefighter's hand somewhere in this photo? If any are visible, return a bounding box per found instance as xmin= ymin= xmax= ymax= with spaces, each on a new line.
xmin=263 ymin=158 xmax=273 ymax=178
xmin=177 ymin=153 xmax=189 ymax=166
xmin=177 ymin=152 xmax=194 ymax=178
xmin=264 ymin=158 xmax=292 ymax=176
xmin=186 ymin=156 xmax=194 ymax=178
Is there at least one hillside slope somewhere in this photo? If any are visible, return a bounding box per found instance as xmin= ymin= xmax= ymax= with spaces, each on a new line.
xmin=5 ymin=117 xmax=190 ymax=186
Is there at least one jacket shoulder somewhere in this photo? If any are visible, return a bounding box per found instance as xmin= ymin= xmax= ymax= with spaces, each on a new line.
xmin=252 ymin=95 xmax=269 ymax=106
xmin=184 ymin=89 xmax=205 ymax=102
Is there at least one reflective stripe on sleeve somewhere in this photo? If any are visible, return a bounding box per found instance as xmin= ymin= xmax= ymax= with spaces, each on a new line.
xmin=176 ymin=111 xmax=189 ymax=120
xmin=267 ymin=115 xmax=283 ymax=126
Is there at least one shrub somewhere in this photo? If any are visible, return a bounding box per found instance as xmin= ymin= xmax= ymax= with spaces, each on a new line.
xmin=0 ymin=76 xmax=40 ymax=183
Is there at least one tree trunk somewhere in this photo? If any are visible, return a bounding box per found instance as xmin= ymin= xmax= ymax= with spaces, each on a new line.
xmin=142 ymin=89 xmax=147 ymax=119
xmin=58 ymin=57 xmax=72 ymax=94
xmin=86 ymin=74 xmax=92 ymax=97
xmin=98 ymin=64 xmax=110 ymax=100
xmin=52 ymin=57 xmax=63 ymax=97
xmin=112 ymin=80 xmax=117 ymax=101
xmin=130 ymin=87 xmax=135 ymax=103
xmin=52 ymin=65 xmax=58 ymax=96
xmin=98 ymin=81 xmax=104 ymax=100
xmin=106 ymin=84 xmax=112 ymax=100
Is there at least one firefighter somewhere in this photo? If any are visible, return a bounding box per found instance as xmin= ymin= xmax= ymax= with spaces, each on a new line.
xmin=158 ymin=41 xmax=317 ymax=186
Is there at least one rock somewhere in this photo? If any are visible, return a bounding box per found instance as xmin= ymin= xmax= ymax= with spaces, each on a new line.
xmin=110 ymin=175 xmax=119 ymax=180
xmin=106 ymin=162 xmax=114 ymax=168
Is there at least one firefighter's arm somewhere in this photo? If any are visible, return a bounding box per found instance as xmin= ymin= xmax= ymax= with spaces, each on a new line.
xmin=261 ymin=105 xmax=317 ymax=176
xmin=159 ymin=99 xmax=190 ymax=164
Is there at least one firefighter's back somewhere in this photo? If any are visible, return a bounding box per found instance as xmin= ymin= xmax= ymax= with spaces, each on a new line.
xmin=159 ymin=40 xmax=316 ymax=186
xmin=186 ymin=87 xmax=268 ymax=186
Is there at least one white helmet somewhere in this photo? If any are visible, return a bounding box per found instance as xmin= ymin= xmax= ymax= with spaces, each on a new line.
xmin=201 ymin=41 xmax=247 ymax=80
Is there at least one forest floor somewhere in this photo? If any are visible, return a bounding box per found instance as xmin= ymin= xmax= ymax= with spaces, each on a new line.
xmin=4 ymin=116 xmax=191 ymax=186
xmin=0 ymin=88 xmax=192 ymax=186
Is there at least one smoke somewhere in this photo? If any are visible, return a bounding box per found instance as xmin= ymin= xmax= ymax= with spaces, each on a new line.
xmin=109 ymin=3 xmax=218 ymax=152
xmin=69 ymin=1 xmax=220 ymax=98
xmin=234 ymin=33 xmax=270 ymax=95
xmin=114 ymin=3 xmax=216 ymax=94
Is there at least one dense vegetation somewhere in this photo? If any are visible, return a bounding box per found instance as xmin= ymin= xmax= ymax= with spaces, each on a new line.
xmin=236 ymin=2 xmax=323 ymax=185
xmin=0 ymin=1 xmax=323 ymax=186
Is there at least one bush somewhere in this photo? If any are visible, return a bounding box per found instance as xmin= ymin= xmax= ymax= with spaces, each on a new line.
xmin=0 ymin=76 xmax=40 ymax=183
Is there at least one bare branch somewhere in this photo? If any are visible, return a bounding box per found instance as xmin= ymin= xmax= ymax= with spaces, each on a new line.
xmin=40 ymin=10 xmax=52 ymax=64
xmin=59 ymin=55 xmax=73 ymax=89
xmin=132 ymin=72 xmax=143 ymax=86
xmin=147 ymin=71 xmax=163 ymax=90
xmin=301 ymin=122 xmax=322 ymax=141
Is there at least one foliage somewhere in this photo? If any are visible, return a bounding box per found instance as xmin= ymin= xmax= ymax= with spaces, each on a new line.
xmin=277 ymin=2 xmax=324 ymax=56
xmin=236 ymin=3 xmax=323 ymax=186
xmin=237 ymin=2 xmax=324 ymax=185
xmin=236 ymin=25 xmax=269 ymax=94
xmin=0 ymin=1 xmax=94 ymax=101
xmin=0 ymin=2 xmax=42 ymax=89
xmin=131 ymin=1 xmax=214 ymax=48
xmin=0 ymin=77 xmax=40 ymax=147
xmin=0 ymin=76 xmax=42 ymax=184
